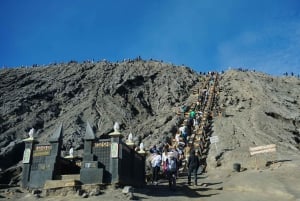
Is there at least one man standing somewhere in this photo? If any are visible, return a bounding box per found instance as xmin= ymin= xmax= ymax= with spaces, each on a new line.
xmin=151 ymin=150 xmax=162 ymax=185
xmin=187 ymin=149 xmax=200 ymax=186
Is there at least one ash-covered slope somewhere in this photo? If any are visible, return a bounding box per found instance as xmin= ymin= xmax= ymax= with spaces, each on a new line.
xmin=208 ymin=70 xmax=300 ymax=170
xmin=0 ymin=60 xmax=199 ymax=171
xmin=1 ymin=62 xmax=299 ymax=188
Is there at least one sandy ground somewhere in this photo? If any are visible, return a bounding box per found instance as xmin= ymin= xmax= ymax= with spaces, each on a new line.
xmin=2 ymin=156 xmax=299 ymax=201
xmin=202 ymin=157 xmax=300 ymax=201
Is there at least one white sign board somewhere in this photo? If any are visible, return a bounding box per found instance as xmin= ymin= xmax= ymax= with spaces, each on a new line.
xmin=210 ymin=136 xmax=219 ymax=144
xmin=249 ymin=144 xmax=276 ymax=156
xmin=110 ymin=142 xmax=119 ymax=158
xmin=23 ymin=148 xmax=31 ymax=163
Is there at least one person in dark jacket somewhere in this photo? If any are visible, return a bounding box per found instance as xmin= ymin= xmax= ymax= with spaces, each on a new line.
xmin=187 ymin=149 xmax=200 ymax=185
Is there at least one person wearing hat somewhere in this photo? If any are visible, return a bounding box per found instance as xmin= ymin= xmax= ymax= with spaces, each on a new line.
xmin=187 ymin=149 xmax=200 ymax=186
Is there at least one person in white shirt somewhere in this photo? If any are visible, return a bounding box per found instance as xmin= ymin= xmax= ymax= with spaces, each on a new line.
xmin=175 ymin=132 xmax=181 ymax=146
xmin=151 ymin=150 xmax=162 ymax=185
xmin=161 ymin=145 xmax=170 ymax=177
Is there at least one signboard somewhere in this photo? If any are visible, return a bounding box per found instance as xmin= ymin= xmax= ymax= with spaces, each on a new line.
xmin=94 ymin=141 xmax=111 ymax=148
xmin=210 ymin=136 xmax=219 ymax=152
xmin=210 ymin=136 xmax=219 ymax=144
xmin=249 ymin=144 xmax=276 ymax=156
xmin=110 ymin=142 xmax=119 ymax=158
xmin=33 ymin=145 xmax=52 ymax=157
xmin=84 ymin=162 xmax=97 ymax=168
xmin=23 ymin=148 xmax=31 ymax=163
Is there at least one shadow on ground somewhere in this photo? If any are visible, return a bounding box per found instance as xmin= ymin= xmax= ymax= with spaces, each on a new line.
xmin=266 ymin=159 xmax=292 ymax=167
xmin=134 ymin=179 xmax=223 ymax=199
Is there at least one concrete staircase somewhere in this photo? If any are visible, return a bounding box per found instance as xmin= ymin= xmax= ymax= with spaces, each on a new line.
xmin=172 ymin=73 xmax=219 ymax=174
xmin=43 ymin=174 xmax=81 ymax=190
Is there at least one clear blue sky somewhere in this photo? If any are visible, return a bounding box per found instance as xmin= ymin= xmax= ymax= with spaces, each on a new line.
xmin=1 ymin=0 xmax=299 ymax=75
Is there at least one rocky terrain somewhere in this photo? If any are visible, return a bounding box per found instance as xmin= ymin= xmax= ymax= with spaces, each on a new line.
xmin=207 ymin=70 xmax=300 ymax=171
xmin=0 ymin=59 xmax=200 ymax=183
xmin=0 ymin=60 xmax=300 ymax=201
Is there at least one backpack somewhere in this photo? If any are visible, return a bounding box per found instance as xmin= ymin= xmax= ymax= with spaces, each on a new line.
xmin=190 ymin=111 xmax=196 ymax=118
xmin=167 ymin=158 xmax=177 ymax=172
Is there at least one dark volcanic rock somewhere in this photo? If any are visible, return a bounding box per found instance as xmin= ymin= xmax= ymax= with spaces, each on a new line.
xmin=0 ymin=60 xmax=200 ymax=172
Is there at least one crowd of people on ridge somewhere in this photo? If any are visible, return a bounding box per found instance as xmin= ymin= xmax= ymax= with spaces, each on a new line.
xmin=146 ymin=72 xmax=217 ymax=190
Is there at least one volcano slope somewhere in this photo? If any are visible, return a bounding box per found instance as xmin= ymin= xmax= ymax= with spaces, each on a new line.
xmin=1 ymin=62 xmax=300 ymax=201
xmin=208 ymin=70 xmax=300 ymax=170
xmin=204 ymin=69 xmax=300 ymax=201
xmin=0 ymin=60 xmax=200 ymax=184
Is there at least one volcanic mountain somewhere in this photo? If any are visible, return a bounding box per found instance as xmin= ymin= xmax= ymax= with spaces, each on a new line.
xmin=0 ymin=60 xmax=299 ymax=200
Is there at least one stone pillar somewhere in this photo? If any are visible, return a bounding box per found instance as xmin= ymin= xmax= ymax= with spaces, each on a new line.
xmin=21 ymin=138 xmax=37 ymax=188
xmin=48 ymin=123 xmax=63 ymax=178
xmin=26 ymin=123 xmax=63 ymax=189
xmin=109 ymin=122 xmax=124 ymax=184
xmin=82 ymin=122 xmax=95 ymax=161
xmin=80 ymin=122 xmax=104 ymax=184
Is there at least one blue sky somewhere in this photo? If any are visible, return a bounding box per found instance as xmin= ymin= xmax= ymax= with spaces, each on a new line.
xmin=0 ymin=0 xmax=299 ymax=75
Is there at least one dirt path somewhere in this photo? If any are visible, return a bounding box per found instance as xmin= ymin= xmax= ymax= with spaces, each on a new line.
xmin=2 ymin=157 xmax=299 ymax=201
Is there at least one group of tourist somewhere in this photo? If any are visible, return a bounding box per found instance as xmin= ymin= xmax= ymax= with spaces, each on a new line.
xmin=148 ymin=143 xmax=203 ymax=188
xmin=147 ymin=73 xmax=218 ymax=189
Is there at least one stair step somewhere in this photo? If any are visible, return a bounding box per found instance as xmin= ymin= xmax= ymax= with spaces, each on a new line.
xmin=61 ymin=174 xmax=80 ymax=180
xmin=44 ymin=179 xmax=81 ymax=189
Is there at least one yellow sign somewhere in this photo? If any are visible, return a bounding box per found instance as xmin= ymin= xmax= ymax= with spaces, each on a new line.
xmin=33 ymin=145 xmax=52 ymax=157
xmin=35 ymin=145 xmax=51 ymax=151
xmin=33 ymin=150 xmax=51 ymax=157
xmin=94 ymin=141 xmax=111 ymax=148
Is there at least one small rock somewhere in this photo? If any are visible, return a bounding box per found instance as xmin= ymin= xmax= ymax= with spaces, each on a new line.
xmin=81 ymin=192 xmax=89 ymax=198
xmin=76 ymin=189 xmax=84 ymax=196
xmin=126 ymin=192 xmax=134 ymax=200
xmin=89 ymin=188 xmax=101 ymax=196
xmin=34 ymin=193 xmax=41 ymax=198
xmin=32 ymin=189 xmax=41 ymax=195
xmin=122 ymin=186 xmax=133 ymax=194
